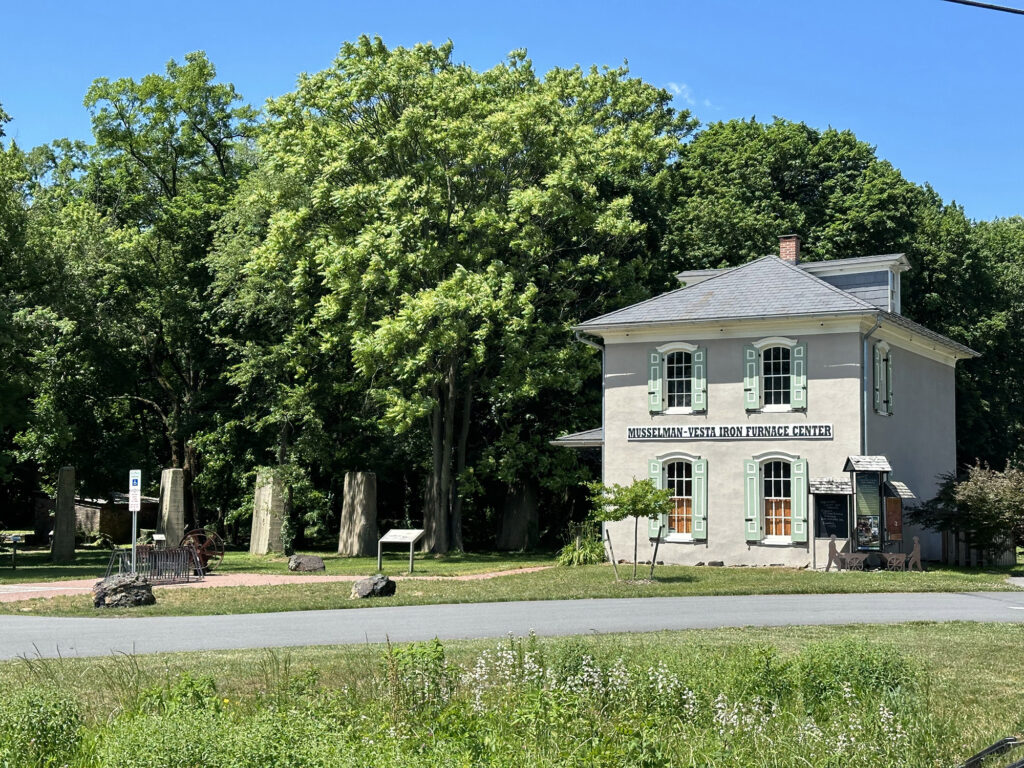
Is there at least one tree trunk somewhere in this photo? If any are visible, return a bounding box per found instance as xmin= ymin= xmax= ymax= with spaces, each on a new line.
xmin=450 ymin=382 xmax=472 ymax=553
xmin=497 ymin=478 xmax=539 ymax=551
xmin=423 ymin=384 xmax=449 ymax=553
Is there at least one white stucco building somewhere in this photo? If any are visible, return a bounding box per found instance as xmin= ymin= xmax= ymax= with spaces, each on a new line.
xmin=556 ymin=235 xmax=977 ymax=568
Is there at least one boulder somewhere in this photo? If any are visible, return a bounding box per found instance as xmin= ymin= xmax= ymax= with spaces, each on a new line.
xmin=708 ymin=561 xmax=725 ymax=567
xmin=350 ymin=574 xmax=396 ymax=599
xmin=92 ymin=573 xmax=156 ymax=609
xmin=288 ymin=554 xmax=326 ymax=572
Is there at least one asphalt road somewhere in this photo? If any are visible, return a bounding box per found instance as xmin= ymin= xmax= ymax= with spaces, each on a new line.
xmin=1 ymin=591 xmax=1023 ymax=659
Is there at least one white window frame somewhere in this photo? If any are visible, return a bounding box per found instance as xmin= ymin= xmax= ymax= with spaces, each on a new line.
xmin=754 ymin=451 xmax=799 ymax=545
xmin=657 ymin=341 xmax=698 ymax=414
xmin=753 ymin=337 xmax=798 ymax=413
xmin=658 ymin=450 xmax=701 ymax=542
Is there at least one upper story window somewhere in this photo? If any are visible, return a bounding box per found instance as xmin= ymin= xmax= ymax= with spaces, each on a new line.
xmin=648 ymin=343 xmax=706 ymax=414
xmin=744 ymin=337 xmax=807 ymax=412
xmin=665 ymin=351 xmax=693 ymax=409
xmin=762 ymin=346 xmax=791 ymax=406
xmin=873 ymin=342 xmax=893 ymax=416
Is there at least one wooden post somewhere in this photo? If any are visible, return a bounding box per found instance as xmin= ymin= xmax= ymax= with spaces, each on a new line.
xmin=604 ymin=528 xmax=620 ymax=582
xmin=649 ymin=525 xmax=664 ymax=580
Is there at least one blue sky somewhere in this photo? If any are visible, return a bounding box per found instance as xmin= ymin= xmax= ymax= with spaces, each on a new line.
xmin=1 ymin=0 xmax=1020 ymax=220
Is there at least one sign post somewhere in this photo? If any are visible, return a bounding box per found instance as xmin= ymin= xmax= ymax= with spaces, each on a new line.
xmin=128 ymin=470 xmax=141 ymax=573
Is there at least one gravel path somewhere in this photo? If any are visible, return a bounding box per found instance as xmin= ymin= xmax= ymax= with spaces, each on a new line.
xmin=0 ymin=566 xmax=554 ymax=603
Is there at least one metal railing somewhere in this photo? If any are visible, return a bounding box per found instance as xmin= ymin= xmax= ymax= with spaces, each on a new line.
xmin=105 ymin=544 xmax=205 ymax=584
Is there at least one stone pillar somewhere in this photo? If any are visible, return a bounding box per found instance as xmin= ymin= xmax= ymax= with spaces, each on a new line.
xmin=250 ymin=469 xmax=285 ymax=555
xmin=51 ymin=466 xmax=76 ymax=563
xmin=157 ymin=468 xmax=186 ymax=546
xmin=338 ymin=471 xmax=377 ymax=556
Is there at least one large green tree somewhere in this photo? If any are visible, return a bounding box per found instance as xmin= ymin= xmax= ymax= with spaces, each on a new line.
xmin=215 ymin=37 xmax=693 ymax=551
xmin=16 ymin=53 xmax=257 ymax=515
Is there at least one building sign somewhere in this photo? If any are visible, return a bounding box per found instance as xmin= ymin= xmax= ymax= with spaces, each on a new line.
xmin=626 ymin=424 xmax=833 ymax=441
xmin=814 ymin=494 xmax=850 ymax=539
xmin=855 ymin=472 xmax=881 ymax=550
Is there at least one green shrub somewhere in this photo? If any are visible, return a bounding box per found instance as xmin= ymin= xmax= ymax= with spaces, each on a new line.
xmin=0 ymin=686 xmax=81 ymax=766
xmin=557 ymin=521 xmax=605 ymax=566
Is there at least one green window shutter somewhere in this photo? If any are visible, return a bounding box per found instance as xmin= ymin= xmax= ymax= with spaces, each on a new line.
xmin=743 ymin=459 xmax=761 ymax=541
xmin=648 ymin=350 xmax=663 ymax=412
xmin=791 ymin=342 xmax=807 ymax=409
xmin=791 ymin=458 xmax=808 ymax=543
xmin=648 ymin=458 xmax=666 ymax=538
xmin=873 ymin=344 xmax=883 ymax=413
xmin=692 ymin=458 xmax=708 ymax=540
xmin=692 ymin=346 xmax=707 ymax=412
xmin=743 ymin=345 xmax=759 ymax=411
xmin=885 ymin=350 xmax=894 ymax=415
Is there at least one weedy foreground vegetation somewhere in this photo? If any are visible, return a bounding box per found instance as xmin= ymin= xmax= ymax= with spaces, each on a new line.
xmin=1 ymin=624 xmax=1022 ymax=767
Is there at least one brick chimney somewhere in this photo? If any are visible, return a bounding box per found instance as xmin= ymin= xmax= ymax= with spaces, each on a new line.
xmin=779 ymin=234 xmax=801 ymax=264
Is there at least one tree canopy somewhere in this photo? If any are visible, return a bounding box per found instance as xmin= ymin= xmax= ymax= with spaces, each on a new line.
xmin=0 ymin=41 xmax=1020 ymax=551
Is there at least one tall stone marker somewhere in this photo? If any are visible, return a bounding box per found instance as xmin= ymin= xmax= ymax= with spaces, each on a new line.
xmin=338 ymin=471 xmax=377 ymax=556
xmin=157 ymin=468 xmax=185 ymax=546
xmin=51 ymin=465 xmax=76 ymax=564
xmin=250 ymin=469 xmax=285 ymax=555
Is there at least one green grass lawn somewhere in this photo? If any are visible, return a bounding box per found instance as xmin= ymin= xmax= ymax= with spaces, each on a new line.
xmin=1 ymin=622 xmax=1022 ymax=765
xmin=0 ymin=547 xmax=555 ymax=584
xmin=2 ymin=559 xmax=1019 ymax=617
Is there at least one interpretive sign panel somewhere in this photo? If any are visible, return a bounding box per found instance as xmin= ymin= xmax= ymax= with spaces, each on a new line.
xmin=379 ymin=529 xmax=425 ymax=544
xmin=378 ymin=528 xmax=425 ymax=573
xmin=626 ymin=424 xmax=833 ymax=441
xmin=814 ymin=494 xmax=849 ymax=539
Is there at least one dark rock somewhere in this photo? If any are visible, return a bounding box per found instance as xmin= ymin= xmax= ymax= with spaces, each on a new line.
xmin=695 ymin=561 xmax=705 ymax=566
xmin=656 ymin=561 xmax=664 ymax=565
xmin=350 ymin=573 xmax=396 ymax=599
xmin=288 ymin=554 xmax=326 ymax=572
xmin=708 ymin=561 xmax=725 ymax=567
xmin=92 ymin=573 xmax=155 ymax=609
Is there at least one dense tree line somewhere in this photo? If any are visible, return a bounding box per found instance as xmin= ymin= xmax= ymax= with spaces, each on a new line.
xmin=1 ymin=39 xmax=1021 ymax=551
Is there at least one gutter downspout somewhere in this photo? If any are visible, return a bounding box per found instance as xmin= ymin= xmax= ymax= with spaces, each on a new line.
xmin=575 ymin=330 xmax=606 ymax=555
xmin=861 ymin=317 xmax=883 ymax=456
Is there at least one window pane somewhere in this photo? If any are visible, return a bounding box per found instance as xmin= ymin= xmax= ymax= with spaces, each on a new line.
xmin=763 ymin=462 xmax=792 ymax=537
xmin=666 ymin=460 xmax=693 ymax=534
xmin=762 ymin=346 xmax=791 ymax=406
xmin=665 ymin=351 xmax=692 ymax=408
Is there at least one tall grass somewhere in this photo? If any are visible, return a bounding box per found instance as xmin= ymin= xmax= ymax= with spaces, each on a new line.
xmin=0 ymin=634 xmax=988 ymax=767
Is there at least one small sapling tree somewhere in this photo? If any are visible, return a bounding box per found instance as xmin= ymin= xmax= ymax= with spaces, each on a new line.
xmin=588 ymin=479 xmax=674 ymax=580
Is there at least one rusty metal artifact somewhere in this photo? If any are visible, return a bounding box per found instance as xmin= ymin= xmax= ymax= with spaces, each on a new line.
xmin=180 ymin=529 xmax=225 ymax=573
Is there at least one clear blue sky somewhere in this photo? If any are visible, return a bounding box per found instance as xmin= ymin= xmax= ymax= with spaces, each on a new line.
xmin=1 ymin=0 xmax=1020 ymax=220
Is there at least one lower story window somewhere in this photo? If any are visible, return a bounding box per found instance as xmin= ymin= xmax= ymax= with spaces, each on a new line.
xmin=666 ymin=460 xmax=693 ymax=535
xmin=763 ymin=460 xmax=792 ymax=537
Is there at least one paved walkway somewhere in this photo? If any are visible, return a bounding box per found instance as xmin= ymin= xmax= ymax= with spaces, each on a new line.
xmin=0 ymin=566 xmax=554 ymax=603
xmin=2 ymin=591 xmax=1023 ymax=660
